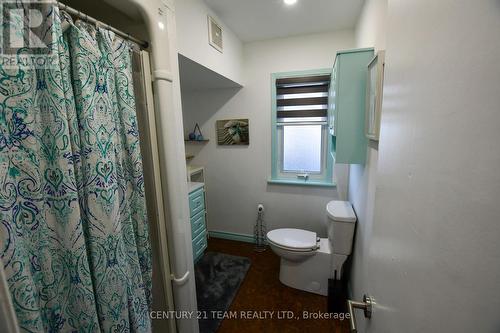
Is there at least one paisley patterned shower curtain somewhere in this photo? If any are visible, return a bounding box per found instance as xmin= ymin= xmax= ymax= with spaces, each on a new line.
xmin=0 ymin=7 xmax=152 ymax=332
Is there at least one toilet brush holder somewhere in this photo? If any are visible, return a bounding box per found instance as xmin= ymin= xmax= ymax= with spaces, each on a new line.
xmin=254 ymin=204 xmax=267 ymax=252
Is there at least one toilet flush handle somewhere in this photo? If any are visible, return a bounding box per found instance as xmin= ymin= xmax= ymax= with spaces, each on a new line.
xmin=347 ymin=294 xmax=373 ymax=333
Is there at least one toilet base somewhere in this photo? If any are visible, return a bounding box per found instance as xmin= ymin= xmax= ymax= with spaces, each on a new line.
xmin=278 ymin=239 xmax=349 ymax=296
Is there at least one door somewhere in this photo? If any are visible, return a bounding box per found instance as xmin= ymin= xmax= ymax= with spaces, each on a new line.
xmin=351 ymin=0 xmax=500 ymax=332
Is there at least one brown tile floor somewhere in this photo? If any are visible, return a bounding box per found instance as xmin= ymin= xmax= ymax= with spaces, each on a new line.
xmin=206 ymin=237 xmax=350 ymax=333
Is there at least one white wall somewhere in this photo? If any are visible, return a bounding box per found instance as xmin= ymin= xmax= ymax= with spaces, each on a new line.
xmin=348 ymin=1 xmax=387 ymax=329
xmin=354 ymin=0 xmax=387 ymax=51
xmin=183 ymin=30 xmax=355 ymax=237
xmin=351 ymin=0 xmax=500 ymax=332
xmin=175 ymin=0 xmax=243 ymax=85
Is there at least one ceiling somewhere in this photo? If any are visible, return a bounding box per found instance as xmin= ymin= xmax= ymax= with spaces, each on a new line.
xmin=204 ymin=0 xmax=365 ymax=42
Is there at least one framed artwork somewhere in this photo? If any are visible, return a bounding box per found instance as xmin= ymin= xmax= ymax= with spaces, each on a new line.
xmin=208 ymin=15 xmax=223 ymax=53
xmin=365 ymin=50 xmax=385 ymax=141
xmin=216 ymin=119 xmax=249 ymax=145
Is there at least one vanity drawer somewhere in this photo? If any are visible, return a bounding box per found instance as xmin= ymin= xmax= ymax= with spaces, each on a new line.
xmin=188 ymin=188 xmax=205 ymax=217
xmin=192 ymin=232 xmax=207 ymax=261
xmin=191 ymin=210 xmax=206 ymax=239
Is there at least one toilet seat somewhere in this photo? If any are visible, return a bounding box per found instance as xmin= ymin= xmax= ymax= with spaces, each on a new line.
xmin=267 ymin=228 xmax=319 ymax=252
xmin=267 ymin=239 xmax=317 ymax=253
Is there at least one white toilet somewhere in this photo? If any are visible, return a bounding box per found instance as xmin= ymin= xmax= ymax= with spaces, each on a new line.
xmin=266 ymin=200 xmax=357 ymax=296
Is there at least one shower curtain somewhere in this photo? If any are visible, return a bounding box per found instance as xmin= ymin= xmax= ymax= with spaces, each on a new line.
xmin=0 ymin=7 xmax=152 ymax=332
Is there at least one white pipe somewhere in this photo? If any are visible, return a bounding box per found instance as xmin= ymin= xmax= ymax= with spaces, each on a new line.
xmin=171 ymin=271 xmax=190 ymax=286
xmin=128 ymin=1 xmax=199 ymax=332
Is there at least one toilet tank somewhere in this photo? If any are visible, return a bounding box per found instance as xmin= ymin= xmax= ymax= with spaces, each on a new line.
xmin=326 ymin=201 xmax=357 ymax=255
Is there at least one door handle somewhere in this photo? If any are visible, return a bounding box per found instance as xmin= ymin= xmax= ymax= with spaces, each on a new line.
xmin=347 ymin=294 xmax=373 ymax=333
xmin=297 ymin=173 xmax=309 ymax=180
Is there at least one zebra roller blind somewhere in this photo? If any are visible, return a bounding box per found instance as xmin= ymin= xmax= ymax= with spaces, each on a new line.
xmin=276 ymin=75 xmax=330 ymax=123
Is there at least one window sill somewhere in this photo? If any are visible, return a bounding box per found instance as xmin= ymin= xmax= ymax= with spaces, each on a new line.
xmin=267 ymin=178 xmax=336 ymax=188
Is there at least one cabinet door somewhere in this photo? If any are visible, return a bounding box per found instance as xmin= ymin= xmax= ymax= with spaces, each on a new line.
xmin=188 ymin=188 xmax=205 ymax=217
xmin=328 ymin=60 xmax=339 ymax=164
xmin=335 ymin=50 xmax=373 ymax=164
xmin=192 ymin=232 xmax=207 ymax=262
xmin=190 ymin=209 xmax=206 ymax=239
xmin=328 ymin=59 xmax=339 ymax=136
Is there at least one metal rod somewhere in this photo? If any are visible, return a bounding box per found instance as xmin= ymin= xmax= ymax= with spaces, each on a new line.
xmin=55 ymin=1 xmax=148 ymax=49
xmin=347 ymin=300 xmax=364 ymax=333
xmin=347 ymin=295 xmax=373 ymax=333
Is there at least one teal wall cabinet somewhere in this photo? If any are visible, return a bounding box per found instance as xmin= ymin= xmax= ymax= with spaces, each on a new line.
xmin=329 ymin=48 xmax=374 ymax=164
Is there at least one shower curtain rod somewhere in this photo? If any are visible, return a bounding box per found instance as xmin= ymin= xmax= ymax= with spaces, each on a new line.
xmin=55 ymin=1 xmax=149 ymax=49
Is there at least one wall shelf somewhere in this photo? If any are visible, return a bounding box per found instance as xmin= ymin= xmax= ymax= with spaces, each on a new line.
xmin=184 ymin=139 xmax=209 ymax=143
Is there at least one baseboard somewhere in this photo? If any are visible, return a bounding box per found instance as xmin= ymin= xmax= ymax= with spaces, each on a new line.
xmin=209 ymin=230 xmax=255 ymax=244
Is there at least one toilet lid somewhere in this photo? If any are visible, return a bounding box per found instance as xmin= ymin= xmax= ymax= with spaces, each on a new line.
xmin=326 ymin=200 xmax=357 ymax=223
xmin=267 ymin=228 xmax=317 ymax=250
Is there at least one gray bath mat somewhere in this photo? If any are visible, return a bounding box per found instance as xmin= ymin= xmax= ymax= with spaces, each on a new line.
xmin=195 ymin=252 xmax=251 ymax=333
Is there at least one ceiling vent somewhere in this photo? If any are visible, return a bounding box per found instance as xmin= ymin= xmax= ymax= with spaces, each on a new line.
xmin=208 ymin=16 xmax=223 ymax=53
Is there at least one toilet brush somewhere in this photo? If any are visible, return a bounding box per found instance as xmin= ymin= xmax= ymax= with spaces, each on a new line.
xmin=254 ymin=204 xmax=267 ymax=252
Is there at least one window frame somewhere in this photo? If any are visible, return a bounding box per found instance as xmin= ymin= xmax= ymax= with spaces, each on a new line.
xmin=270 ymin=69 xmax=335 ymax=187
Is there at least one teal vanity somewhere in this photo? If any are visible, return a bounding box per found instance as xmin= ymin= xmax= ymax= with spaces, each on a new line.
xmin=188 ymin=183 xmax=207 ymax=262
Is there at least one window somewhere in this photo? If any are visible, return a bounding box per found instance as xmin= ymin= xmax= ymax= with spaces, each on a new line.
xmin=270 ymin=70 xmax=334 ymax=185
